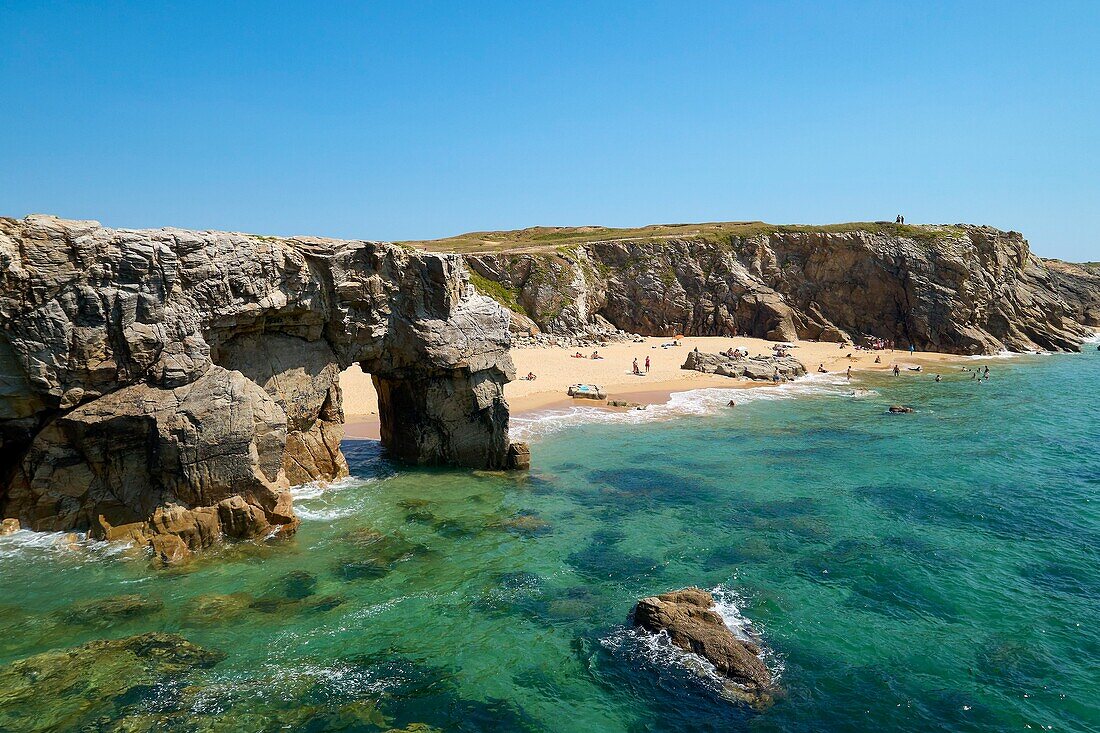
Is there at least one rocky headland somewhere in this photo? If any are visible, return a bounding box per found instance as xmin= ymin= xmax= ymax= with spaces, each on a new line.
xmin=0 ymin=215 xmax=520 ymax=561
xmin=443 ymin=223 xmax=1100 ymax=354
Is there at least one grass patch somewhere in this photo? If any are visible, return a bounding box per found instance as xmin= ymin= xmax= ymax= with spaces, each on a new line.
xmin=468 ymin=270 xmax=523 ymax=313
xmin=402 ymin=221 xmax=970 ymax=254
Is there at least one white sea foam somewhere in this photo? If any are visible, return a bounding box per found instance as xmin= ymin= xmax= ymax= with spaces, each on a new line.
xmin=510 ymin=372 xmax=849 ymax=441
xmin=291 ymin=476 xmax=378 ymax=521
xmin=0 ymin=528 xmax=138 ymax=564
xmin=963 ymin=350 xmax=1028 ymax=360
xmin=710 ymin=584 xmax=785 ymax=682
xmin=599 ymin=583 xmax=780 ymax=690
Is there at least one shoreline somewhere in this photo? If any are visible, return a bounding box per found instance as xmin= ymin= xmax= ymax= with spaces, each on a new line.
xmin=342 ymin=335 xmax=975 ymax=441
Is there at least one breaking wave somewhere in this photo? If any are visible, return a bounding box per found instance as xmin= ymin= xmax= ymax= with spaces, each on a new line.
xmin=0 ymin=528 xmax=138 ymax=565
xmin=510 ymin=373 xmax=849 ymax=441
xmin=598 ymin=583 xmax=781 ymax=690
xmin=290 ymin=476 xmax=378 ymax=521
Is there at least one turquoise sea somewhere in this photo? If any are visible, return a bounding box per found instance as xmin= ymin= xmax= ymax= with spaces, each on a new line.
xmin=1 ymin=344 xmax=1098 ymax=732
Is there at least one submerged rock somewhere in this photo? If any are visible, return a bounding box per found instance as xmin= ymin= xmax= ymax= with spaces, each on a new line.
xmin=496 ymin=513 xmax=552 ymax=536
xmin=0 ymin=632 xmax=225 ymax=732
xmin=280 ymin=570 xmax=319 ymax=600
xmin=335 ymin=558 xmax=391 ymax=581
xmin=180 ymin=592 xmax=254 ymax=626
xmin=888 ymin=405 xmax=915 ymax=413
xmin=631 ymin=587 xmax=774 ymax=708
xmin=62 ymin=594 xmax=164 ymax=627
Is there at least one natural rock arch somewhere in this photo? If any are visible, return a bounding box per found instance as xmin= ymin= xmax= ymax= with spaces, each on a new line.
xmin=0 ymin=215 xmax=520 ymax=561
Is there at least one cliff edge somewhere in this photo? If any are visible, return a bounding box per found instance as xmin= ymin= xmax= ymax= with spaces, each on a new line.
xmin=0 ymin=215 xmax=516 ymax=562
xmin=440 ymin=223 xmax=1100 ymax=354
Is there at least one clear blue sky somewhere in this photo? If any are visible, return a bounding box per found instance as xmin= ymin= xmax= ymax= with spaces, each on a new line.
xmin=2 ymin=1 xmax=1098 ymax=260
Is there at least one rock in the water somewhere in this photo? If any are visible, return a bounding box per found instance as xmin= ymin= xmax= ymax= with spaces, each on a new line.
xmin=62 ymin=594 xmax=165 ymax=627
xmin=0 ymin=215 xmax=517 ymax=560
xmin=0 ymin=518 xmax=18 ymax=535
xmin=631 ymin=587 xmax=773 ymax=707
xmin=506 ymin=441 xmax=531 ymax=470
xmin=0 ymin=632 xmax=225 ymax=733
xmin=888 ymin=405 xmax=915 ymax=413
xmin=180 ymin=592 xmax=254 ymax=625
xmin=496 ymin=512 xmax=552 ymax=536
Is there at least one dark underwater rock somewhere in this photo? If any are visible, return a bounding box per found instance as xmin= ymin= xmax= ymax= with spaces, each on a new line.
xmin=0 ymin=632 xmax=225 ymax=732
xmin=62 ymin=594 xmax=164 ymax=627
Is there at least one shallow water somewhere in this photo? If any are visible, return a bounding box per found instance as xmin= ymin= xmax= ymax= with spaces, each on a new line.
xmin=1 ymin=348 xmax=1098 ymax=731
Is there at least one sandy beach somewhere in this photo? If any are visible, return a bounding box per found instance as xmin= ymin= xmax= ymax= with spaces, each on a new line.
xmin=342 ymin=335 xmax=966 ymax=439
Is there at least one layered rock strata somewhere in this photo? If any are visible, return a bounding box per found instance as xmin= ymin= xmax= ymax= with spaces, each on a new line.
xmin=467 ymin=225 xmax=1100 ymax=354
xmin=0 ymin=215 xmax=517 ymax=560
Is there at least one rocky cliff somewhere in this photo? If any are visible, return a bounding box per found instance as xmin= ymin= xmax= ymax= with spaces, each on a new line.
xmin=0 ymin=215 xmax=516 ymax=561
xmin=463 ymin=224 xmax=1100 ymax=354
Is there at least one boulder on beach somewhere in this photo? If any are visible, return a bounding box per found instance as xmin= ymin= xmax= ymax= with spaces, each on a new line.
xmin=681 ymin=350 xmax=806 ymax=382
xmin=631 ymin=587 xmax=774 ymax=708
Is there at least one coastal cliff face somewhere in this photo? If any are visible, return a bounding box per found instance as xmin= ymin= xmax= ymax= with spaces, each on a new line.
xmin=466 ymin=225 xmax=1100 ymax=354
xmin=0 ymin=215 xmax=515 ymax=561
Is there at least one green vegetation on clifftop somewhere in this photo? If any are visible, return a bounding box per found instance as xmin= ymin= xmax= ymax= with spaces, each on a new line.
xmin=403 ymin=221 xmax=971 ymax=254
xmin=467 ymin=270 xmax=523 ymax=313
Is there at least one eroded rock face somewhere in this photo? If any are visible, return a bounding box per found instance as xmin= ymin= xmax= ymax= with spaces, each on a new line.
xmin=631 ymin=587 xmax=773 ymax=708
xmin=469 ymin=226 xmax=1100 ymax=354
xmin=0 ymin=215 xmax=516 ymax=558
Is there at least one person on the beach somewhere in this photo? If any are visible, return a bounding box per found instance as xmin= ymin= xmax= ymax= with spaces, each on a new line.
xmin=893 ymin=364 xmax=901 ymax=376
xmin=984 ymin=365 xmax=990 ymax=377
xmin=818 ymin=363 xmax=828 ymax=373
xmin=935 ymin=374 xmax=942 ymax=382
xmin=773 ymin=367 xmax=781 ymax=383
xmin=632 ymin=358 xmax=640 ymax=375
xmin=874 ymin=355 xmax=881 ymax=364
xmin=645 ymin=356 xmax=650 ymax=373
xmin=727 ymin=400 xmax=736 ymax=407
xmin=971 ymin=371 xmax=977 ymax=380
xmin=909 ymin=343 xmax=915 ymax=355
xmin=846 ymin=366 xmax=852 ymax=381
xmin=525 ymin=372 xmax=537 ymax=380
